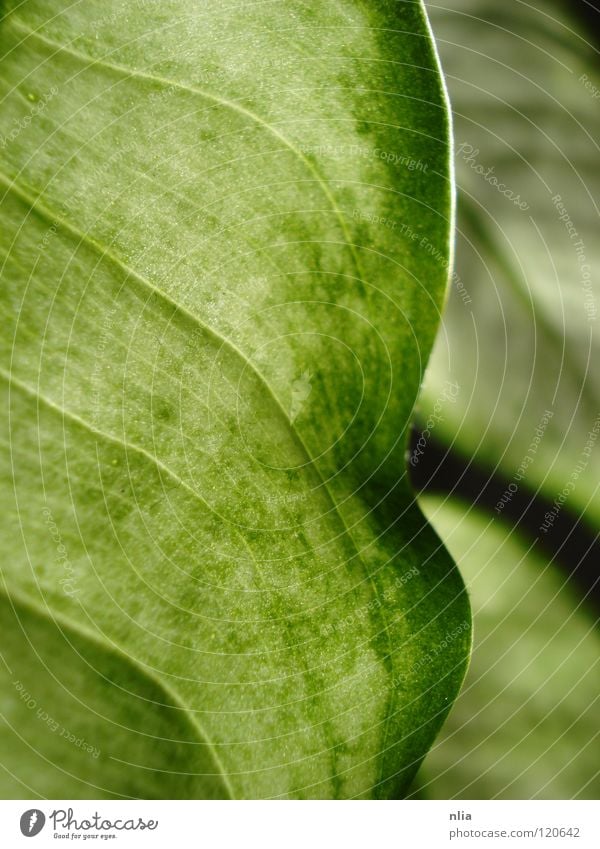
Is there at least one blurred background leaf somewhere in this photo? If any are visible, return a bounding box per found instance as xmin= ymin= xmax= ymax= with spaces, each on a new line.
xmin=416 ymin=496 xmax=599 ymax=799
xmin=422 ymin=0 xmax=600 ymax=526
xmin=410 ymin=0 xmax=600 ymax=799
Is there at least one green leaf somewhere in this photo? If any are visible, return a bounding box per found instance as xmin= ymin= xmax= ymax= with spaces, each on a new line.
xmin=422 ymin=0 xmax=600 ymax=525
xmin=0 ymin=0 xmax=470 ymax=798
xmin=417 ymin=496 xmax=600 ymax=799
xmin=0 ymin=594 xmax=231 ymax=799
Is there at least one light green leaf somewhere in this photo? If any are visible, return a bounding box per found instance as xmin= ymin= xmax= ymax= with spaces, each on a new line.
xmin=0 ymin=594 xmax=230 ymax=799
xmin=0 ymin=0 xmax=469 ymax=798
xmin=423 ymin=0 xmax=600 ymax=525
xmin=417 ymin=496 xmax=600 ymax=799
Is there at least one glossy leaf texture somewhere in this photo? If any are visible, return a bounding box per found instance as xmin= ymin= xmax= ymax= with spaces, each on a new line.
xmin=0 ymin=0 xmax=470 ymax=798
xmin=423 ymin=0 xmax=600 ymax=525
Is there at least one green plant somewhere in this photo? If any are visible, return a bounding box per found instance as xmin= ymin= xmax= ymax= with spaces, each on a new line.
xmin=1 ymin=0 xmax=598 ymax=801
xmin=416 ymin=0 xmax=600 ymax=799
xmin=0 ymin=0 xmax=469 ymax=799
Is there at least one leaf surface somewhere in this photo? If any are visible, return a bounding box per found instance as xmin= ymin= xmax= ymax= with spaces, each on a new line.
xmin=0 ymin=0 xmax=469 ymax=798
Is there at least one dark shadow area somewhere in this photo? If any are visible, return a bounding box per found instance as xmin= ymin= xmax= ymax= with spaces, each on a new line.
xmin=410 ymin=0 xmax=600 ymax=618
xmin=571 ymin=0 xmax=600 ymax=47
xmin=409 ymin=426 xmax=600 ymax=614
